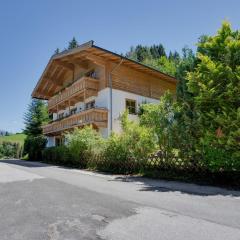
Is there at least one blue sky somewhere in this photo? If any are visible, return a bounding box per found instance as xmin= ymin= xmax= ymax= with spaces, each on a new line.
xmin=0 ymin=0 xmax=240 ymax=133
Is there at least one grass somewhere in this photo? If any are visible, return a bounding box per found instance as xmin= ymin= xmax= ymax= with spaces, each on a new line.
xmin=0 ymin=133 xmax=26 ymax=145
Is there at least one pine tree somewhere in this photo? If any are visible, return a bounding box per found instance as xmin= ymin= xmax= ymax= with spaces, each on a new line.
xmin=176 ymin=46 xmax=196 ymax=101
xmin=23 ymin=99 xmax=49 ymax=160
xmin=68 ymin=37 xmax=78 ymax=50
xmin=150 ymin=44 xmax=166 ymax=59
xmin=54 ymin=48 xmax=60 ymax=55
xmin=24 ymin=99 xmax=49 ymax=136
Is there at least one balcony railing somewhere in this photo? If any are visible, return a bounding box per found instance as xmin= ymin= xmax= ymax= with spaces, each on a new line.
xmin=48 ymin=77 xmax=99 ymax=111
xmin=42 ymin=108 xmax=108 ymax=135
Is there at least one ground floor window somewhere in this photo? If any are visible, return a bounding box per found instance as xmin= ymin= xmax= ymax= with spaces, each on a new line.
xmin=125 ymin=99 xmax=137 ymax=114
xmin=55 ymin=136 xmax=64 ymax=146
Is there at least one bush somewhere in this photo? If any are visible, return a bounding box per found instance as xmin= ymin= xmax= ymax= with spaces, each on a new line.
xmin=42 ymin=145 xmax=73 ymax=166
xmin=65 ymin=126 xmax=104 ymax=168
xmin=140 ymin=92 xmax=180 ymax=162
xmin=0 ymin=141 xmax=23 ymax=159
xmin=24 ymin=135 xmax=47 ymax=161
xmin=203 ymin=146 xmax=240 ymax=172
xmin=99 ymin=112 xmax=157 ymax=173
xmin=41 ymin=113 xmax=157 ymax=174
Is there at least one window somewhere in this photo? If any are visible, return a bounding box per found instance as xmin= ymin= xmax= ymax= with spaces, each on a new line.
xmin=126 ymin=99 xmax=136 ymax=114
xmin=48 ymin=113 xmax=53 ymax=121
xmin=85 ymin=100 xmax=95 ymax=110
xmin=58 ymin=113 xmax=64 ymax=120
xmin=70 ymin=108 xmax=77 ymax=115
xmin=85 ymin=69 xmax=97 ymax=79
xmin=55 ymin=137 xmax=64 ymax=146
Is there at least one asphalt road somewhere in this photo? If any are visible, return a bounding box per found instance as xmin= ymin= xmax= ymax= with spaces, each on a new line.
xmin=0 ymin=159 xmax=240 ymax=240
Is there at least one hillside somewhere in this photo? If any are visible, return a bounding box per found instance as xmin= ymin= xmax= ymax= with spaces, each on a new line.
xmin=0 ymin=133 xmax=26 ymax=145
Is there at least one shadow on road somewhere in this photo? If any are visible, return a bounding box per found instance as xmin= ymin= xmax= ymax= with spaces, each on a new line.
xmin=110 ymin=176 xmax=240 ymax=197
xmin=0 ymin=159 xmax=50 ymax=168
xmin=1 ymin=159 xmax=240 ymax=198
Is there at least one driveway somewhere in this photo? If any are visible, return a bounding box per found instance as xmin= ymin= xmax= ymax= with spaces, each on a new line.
xmin=0 ymin=159 xmax=240 ymax=240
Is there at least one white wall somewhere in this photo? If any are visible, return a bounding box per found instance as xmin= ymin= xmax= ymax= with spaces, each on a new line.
xmin=95 ymin=87 xmax=159 ymax=135
xmin=48 ymin=87 xmax=159 ymax=145
xmin=111 ymin=88 xmax=159 ymax=134
xmin=95 ymin=88 xmax=110 ymax=136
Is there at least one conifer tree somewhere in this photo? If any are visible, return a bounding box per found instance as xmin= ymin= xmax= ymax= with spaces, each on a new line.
xmin=54 ymin=48 xmax=60 ymax=55
xmin=187 ymin=21 xmax=240 ymax=169
xmin=23 ymin=99 xmax=49 ymax=160
xmin=24 ymin=99 xmax=49 ymax=136
xmin=68 ymin=37 xmax=78 ymax=50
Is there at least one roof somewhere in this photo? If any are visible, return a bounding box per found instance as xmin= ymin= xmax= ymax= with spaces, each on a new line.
xmin=32 ymin=41 xmax=177 ymax=99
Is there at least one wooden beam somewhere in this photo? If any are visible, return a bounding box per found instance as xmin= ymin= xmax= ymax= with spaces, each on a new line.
xmin=43 ymin=77 xmax=62 ymax=87
xmin=72 ymin=59 xmax=88 ymax=69
xmin=86 ymin=54 xmax=106 ymax=66
xmin=53 ymin=59 xmax=74 ymax=71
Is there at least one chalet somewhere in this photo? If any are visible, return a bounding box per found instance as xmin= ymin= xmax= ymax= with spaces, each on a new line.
xmin=32 ymin=41 xmax=177 ymax=147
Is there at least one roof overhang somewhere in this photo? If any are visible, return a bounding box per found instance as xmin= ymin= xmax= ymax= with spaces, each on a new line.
xmin=32 ymin=40 xmax=177 ymax=100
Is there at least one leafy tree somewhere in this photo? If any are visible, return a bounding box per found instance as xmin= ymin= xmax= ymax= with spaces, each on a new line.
xmin=68 ymin=37 xmax=78 ymax=50
xmin=140 ymin=92 xmax=179 ymax=161
xmin=187 ymin=21 xmax=240 ymax=170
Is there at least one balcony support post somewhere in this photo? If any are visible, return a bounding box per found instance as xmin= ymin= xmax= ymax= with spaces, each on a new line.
xmin=68 ymin=100 xmax=70 ymax=115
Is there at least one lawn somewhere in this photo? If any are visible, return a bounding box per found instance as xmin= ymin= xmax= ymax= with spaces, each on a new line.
xmin=0 ymin=133 xmax=26 ymax=145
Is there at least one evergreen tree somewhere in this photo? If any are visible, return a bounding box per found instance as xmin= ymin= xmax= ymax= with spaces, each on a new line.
xmin=135 ymin=45 xmax=150 ymax=62
xmin=24 ymin=99 xmax=49 ymax=136
xmin=187 ymin=21 xmax=240 ymax=170
xmin=176 ymin=46 xmax=196 ymax=100
xmin=54 ymin=48 xmax=60 ymax=55
xmin=169 ymin=50 xmax=180 ymax=62
xmin=23 ymin=99 xmax=49 ymax=160
xmin=68 ymin=37 xmax=78 ymax=50
xmin=150 ymin=44 xmax=166 ymax=59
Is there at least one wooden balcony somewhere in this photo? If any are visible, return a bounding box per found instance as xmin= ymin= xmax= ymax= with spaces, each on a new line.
xmin=42 ymin=108 xmax=108 ymax=135
xmin=48 ymin=77 xmax=99 ymax=112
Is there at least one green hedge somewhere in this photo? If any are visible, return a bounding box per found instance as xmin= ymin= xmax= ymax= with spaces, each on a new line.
xmin=24 ymin=135 xmax=47 ymax=161
xmin=0 ymin=141 xmax=23 ymax=159
xmin=41 ymin=114 xmax=240 ymax=187
xmin=42 ymin=146 xmax=74 ymax=166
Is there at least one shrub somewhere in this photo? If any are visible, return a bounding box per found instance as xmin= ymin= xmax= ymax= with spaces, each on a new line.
xmin=65 ymin=126 xmax=104 ymax=167
xmin=41 ymin=114 xmax=156 ymax=174
xmin=42 ymin=145 xmax=72 ymax=165
xmin=203 ymin=146 xmax=240 ymax=172
xmin=0 ymin=141 xmax=23 ymax=159
xmin=100 ymin=112 xmax=157 ymax=173
xmin=24 ymin=135 xmax=47 ymax=161
xmin=140 ymin=92 xmax=180 ymax=162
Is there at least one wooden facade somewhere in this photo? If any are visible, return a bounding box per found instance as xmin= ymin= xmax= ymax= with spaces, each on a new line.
xmin=32 ymin=41 xmax=177 ymax=137
xmin=48 ymin=76 xmax=99 ymax=113
xmin=42 ymin=108 xmax=108 ymax=135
